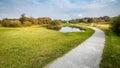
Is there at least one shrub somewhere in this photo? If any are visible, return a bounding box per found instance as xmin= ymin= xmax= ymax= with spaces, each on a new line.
xmin=41 ymin=24 xmax=49 ymax=27
xmin=29 ymin=17 xmax=38 ymax=24
xmin=0 ymin=20 xmax=1 ymax=26
xmin=38 ymin=17 xmax=51 ymax=25
xmin=9 ymin=21 xmax=21 ymax=27
xmin=0 ymin=20 xmax=2 ymax=24
xmin=111 ymin=15 xmax=120 ymax=35
xmin=1 ymin=20 xmax=21 ymax=27
xmin=55 ymin=25 xmax=62 ymax=30
xmin=47 ymin=20 xmax=62 ymax=30
xmin=1 ymin=20 xmax=10 ymax=27
xmin=23 ymin=21 xmax=32 ymax=26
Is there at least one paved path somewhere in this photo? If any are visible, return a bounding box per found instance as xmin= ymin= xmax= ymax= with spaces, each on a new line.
xmin=44 ymin=27 xmax=105 ymax=68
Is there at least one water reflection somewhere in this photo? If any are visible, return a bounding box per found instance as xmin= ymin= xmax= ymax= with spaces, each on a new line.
xmin=59 ymin=27 xmax=85 ymax=32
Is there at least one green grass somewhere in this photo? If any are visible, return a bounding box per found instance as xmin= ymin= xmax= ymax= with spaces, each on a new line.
xmin=0 ymin=25 xmax=94 ymax=68
xmin=100 ymin=29 xmax=120 ymax=68
xmin=92 ymin=24 xmax=120 ymax=68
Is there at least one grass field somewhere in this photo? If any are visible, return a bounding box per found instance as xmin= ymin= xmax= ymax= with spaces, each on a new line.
xmin=93 ymin=24 xmax=120 ymax=68
xmin=0 ymin=25 xmax=94 ymax=68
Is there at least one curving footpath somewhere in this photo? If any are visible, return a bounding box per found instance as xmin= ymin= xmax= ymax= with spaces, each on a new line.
xmin=44 ymin=27 xmax=105 ymax=68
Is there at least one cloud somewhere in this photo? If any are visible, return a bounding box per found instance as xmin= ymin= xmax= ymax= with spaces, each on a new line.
xmin=0 ymin=0 xmax=120 ymax=20
xmin=78 ymin=13 xmax=83 ymax=17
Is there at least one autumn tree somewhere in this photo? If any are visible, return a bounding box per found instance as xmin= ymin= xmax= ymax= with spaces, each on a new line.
xmin=29 ymin=17 xmax=38 ymax=24
xmin=38 ymin=17 xmax=51 ymax=24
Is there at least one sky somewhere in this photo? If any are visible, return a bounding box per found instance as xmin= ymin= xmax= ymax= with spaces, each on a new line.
xmin=0 ymin=0 xmax=120 ymax=20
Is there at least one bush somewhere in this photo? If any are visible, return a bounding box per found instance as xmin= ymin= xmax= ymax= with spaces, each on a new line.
xmin=38 ymin=17 xmax=51 ymax=25
xmin=41 ymin=24 xmax=49 ymax=27
xmin=0 ymin=20 xmax=1 ymax=26
xmin=1 ymin=18 xmax=32 ymax=27
xmin=23 ymin=21 xmax=32 ymax=26
xmin=111 ymin=15 xmax=120 ymax=35
xmin=55 ymin=25 xmax=62 ymax=30
xmin=47 ymin=20 xmax=62 ymax=30
xmin=1 ymin=20 xmax=21 ymax=27
xmin=29 ymin=17 xmax=38 ymax=24
xmin=1 ymin=20 xmax=10 ymax=27
xmin=9 ymin=21 xmax=21 ymax=27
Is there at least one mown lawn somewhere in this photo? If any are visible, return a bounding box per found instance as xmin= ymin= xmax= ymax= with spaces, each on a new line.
xmin=93 ymin=24 xmax=120 ymax=68
xmin=0 ymin=25 xmax=94 ymax=68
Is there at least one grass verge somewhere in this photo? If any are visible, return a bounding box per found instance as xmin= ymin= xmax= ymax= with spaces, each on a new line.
xmin=0 ymin=25 xmax=94 ymax=68
xmin=93 ymin=24 xmax=120 ymax=68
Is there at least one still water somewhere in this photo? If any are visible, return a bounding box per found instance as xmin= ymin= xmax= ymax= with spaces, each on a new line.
xmin=59 ymin=27 xmax=85 ymax=32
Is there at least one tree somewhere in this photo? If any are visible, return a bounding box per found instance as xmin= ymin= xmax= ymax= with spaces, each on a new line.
xmin=38 ymin=17 xmax=51 ymax=24
xmin=103 ymin=16 xmax=110 ymax=22
xmin=111 ymin=15 xmax=120 ymax=35
xmin=79 ymin=19 xmax=84 ymax=23
xmin=61 ymin=20 xmax=67 ymax=23
xmin=87 ymin=18 xmax=93 ymax=23
xmin=19 ymin=13 xmax=28 ymax=24
xmin=69 ymin=19 xmax=76 ymax=23
xmin=29 ymin=17 xmax=38 ymax=24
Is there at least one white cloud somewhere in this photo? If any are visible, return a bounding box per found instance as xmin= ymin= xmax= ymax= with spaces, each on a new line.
xmin=0 ymin=0 xmax=120 ymax=20
xmin=78 ymin=13 xmax=83 ymax=17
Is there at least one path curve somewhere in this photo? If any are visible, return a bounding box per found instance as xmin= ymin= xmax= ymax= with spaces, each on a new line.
xmin=44 ymin=27 xmax=105 ymax=68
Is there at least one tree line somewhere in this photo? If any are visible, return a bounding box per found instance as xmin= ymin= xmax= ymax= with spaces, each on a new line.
xmin=68 ymin=16 xmax=111 ymax=23
xmin=0 ymin=13 xmax=62 ymax=30
xmin=0 ymin=14 xmax=112 ymax=27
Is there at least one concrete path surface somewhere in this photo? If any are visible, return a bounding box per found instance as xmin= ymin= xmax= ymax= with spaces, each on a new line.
xmin=44 ymin=27 xmax=105 ymax=68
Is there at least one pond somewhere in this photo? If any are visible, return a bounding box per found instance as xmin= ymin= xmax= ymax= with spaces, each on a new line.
xmin=59 ymin=26 xmax=85 ymax=32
